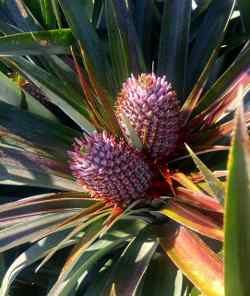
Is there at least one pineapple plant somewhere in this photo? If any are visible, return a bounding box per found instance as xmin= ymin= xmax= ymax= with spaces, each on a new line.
xmin=0 ymin=0 xmax=249 ymax=295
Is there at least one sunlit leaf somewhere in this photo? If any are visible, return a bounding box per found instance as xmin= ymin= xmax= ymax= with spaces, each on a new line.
xmin=161 ymin=201 xmax=223 ymax=241
xmin=104 ymin=226 xmax=158 ymax=295
xmin=159 ymin=223 xmax=224 ymax=296
xmin=185 ymin=144 xmax=225 ymax=204
xmin=224 ymin=103 xmax=250 ymax=296
xmin=0 ymin=230 xmax=76 ymax=296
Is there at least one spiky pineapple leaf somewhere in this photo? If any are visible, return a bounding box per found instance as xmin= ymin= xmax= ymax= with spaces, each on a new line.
xmin=0 ymin=230 xmax=76 ymax=296
xmin=157 ymin=0 xmax=191 ymax=99
xmin=48 ymin=238 xmax=128 ymax=296
xmin=7 ymin=56 xmax=95 ymax=133
xmin=104 ymin=0 xmax=130 ymax=91
xmin=39 ymin=0 xmax=57 ymax=29
xmin=185 ymin=144 xmax=225 ymax=204
xmin=58 ymin=0 xmax=110 ymax=93
xmin=0 ymin=192 xmax=94 ymax=226
xmin=0 ymin=211 xmax=78 ymax=252
xmin=238 ymin=0 xmax=250 ymax=33
xmin=139 ymin=254 xmax=188 ymax=296
xmin=195 ymin=44 xmax=250 ymax=114
xmin=133 ymin=0 xmax=155 ymax=66
xmin=159 ymin=223 xmax=223 ymax=296
xmin=161 ymin=201 xmax=223 ymax=241
xmin=1 ymin=0 xmax=42 ymax=32
xmin=104 ymin=226 xmax=158 ymax=295
xmin=186 ymin=0 xmax=235 ymax=92
xmin=0 ymin=100 xmax=78 ymax=159
xmin=0 ymin=29 xmax=74 ymax=55
xmin=106 ymin=0 xmax=146 ymax=75
xmin=0 ymin=70 xmax=56 ymax=121
xmin=224 ymin=103 xmax=250 ymax=296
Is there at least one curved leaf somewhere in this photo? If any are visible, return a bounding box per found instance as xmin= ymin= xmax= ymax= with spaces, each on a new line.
xmin=159 ymin=223 xmax=224 ymax=296
xmin=104 ymin=226 xmax=158 ymax=295
xmin=224 ymin=103 xmax=250 ymax=296
xmin=0 ymin=230 xmax=75 ymax=296
xmin=161 ymin=201 xmax=223 ymax=241
xmin=0 ymin=29 xmax=73 ymax=56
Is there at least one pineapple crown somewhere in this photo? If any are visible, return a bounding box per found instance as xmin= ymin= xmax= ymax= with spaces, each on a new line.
xmin=68 ymin=132 xmax=153 ymax=205
xmin=116 ymin=73 xmax=180 ymax=159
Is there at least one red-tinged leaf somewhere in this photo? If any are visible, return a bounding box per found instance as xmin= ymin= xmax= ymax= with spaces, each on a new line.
xmin=181 ymin=0 xmax=236 ymax=124
xmin=224 ymin=103 xmax=250 ymax=296
xmin=193 ymin=68 xmax=250 ymax=127
xmin=176 ymin=187 xmax=223 ymax=213
xmin=189 ymin=112 xmax=250 ymax=147
xmin=56 ymin=206 xmax=124 ymax=282
xmin=58 ymin=0 xmax=111 ymax=93
xmin=36 ymin=214 xmax=109 ymax=273
xmin=161 ymin=201 xmax=223 ymax=241
xmin=57 ymin=214 xmax=109 ymax=281
xmin=70 ymin=48 xmax=104 ymax=130
xmin=195 ymin=43 xmax=250 ymax=114
xmin=171 ymin=172 xmax=202 ymax=193
xmin=159 ymin=223 xmax=224 ymax=296
xmin=0 ymin=211 xmax=77 ymax=252
xmin=110 ymin=0 xmax=146 ymax=74
xmin=0 ymin=192 xmax=94 ymax=223
xmin=79 ymin=45 xmax=122 ymax=136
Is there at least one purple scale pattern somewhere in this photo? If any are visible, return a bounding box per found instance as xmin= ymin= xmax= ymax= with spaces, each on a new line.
xmin=68 ymin=132 xmax=152 ymax=204
xmin=116 ymin=73 xmax=180 ymax=159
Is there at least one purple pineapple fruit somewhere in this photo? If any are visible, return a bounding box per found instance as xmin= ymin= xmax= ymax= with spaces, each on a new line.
xmin=116 ymin=73 xmax=180 ymax=159
xmin=68 ymin=132 xmax=152 ymax=205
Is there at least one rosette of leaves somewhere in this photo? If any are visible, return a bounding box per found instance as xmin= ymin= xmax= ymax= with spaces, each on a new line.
xmin=0 ymin=1 xmax=249 ymax=295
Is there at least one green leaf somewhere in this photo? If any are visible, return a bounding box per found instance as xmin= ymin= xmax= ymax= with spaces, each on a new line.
xmin=119 ymin=112 xmax=143 ymax=151
xmin=104 ymin=226 xmax=158 ymax=295
xmin=7 ymin=57 xmax=96 ymax=133
xmin=2 ymin=0 xmax=42 ymax=32
xmin=107 ymin=0 xmax=146 ymax=75
xmin=0 ymin=70 xmax=56 ymax=121
xmin=48 ymin=238 xmax=127 ymax=296
xmin=104 ymin=0 xmax=129 ymax=91
xmin=195 ymin=43 xmax=250 ymax=113
xmin=224 ymin=102 xmax=250 ymax=296
xmin=59 ymin=0 xmax=110 ymax=93
xmin=0 ymin=145 xmax=82 ymax=190
xmin=157 ymin=0 xmax=191 ymax=99
xmin=39 ymin=0 xmax=57 ymax=29
xmin=0 ymin=100 xmax=78 ymax=159
xmin=0 ymin=29 xmax=74 ymax=56
xmin=0 ymin=211 xmax=77 ymax=252
xmin=139 ymin=254 xmax=187 ymax=296
xmin=0 ymin=192 xmax=93 ymax=226
xmin=0 ymin=230 xmax=75 ymax=296
xmin=238 ymin=0 xmax=250 ymax=34
xmin=186 ymin=0 xmax=235 ymax=92
xmin=185 ymin=144 xmax=225 ymax=204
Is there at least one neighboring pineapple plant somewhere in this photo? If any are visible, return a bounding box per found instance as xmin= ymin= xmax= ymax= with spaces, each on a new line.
xmin=0 ymin=1 xmax=249 ymax=296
